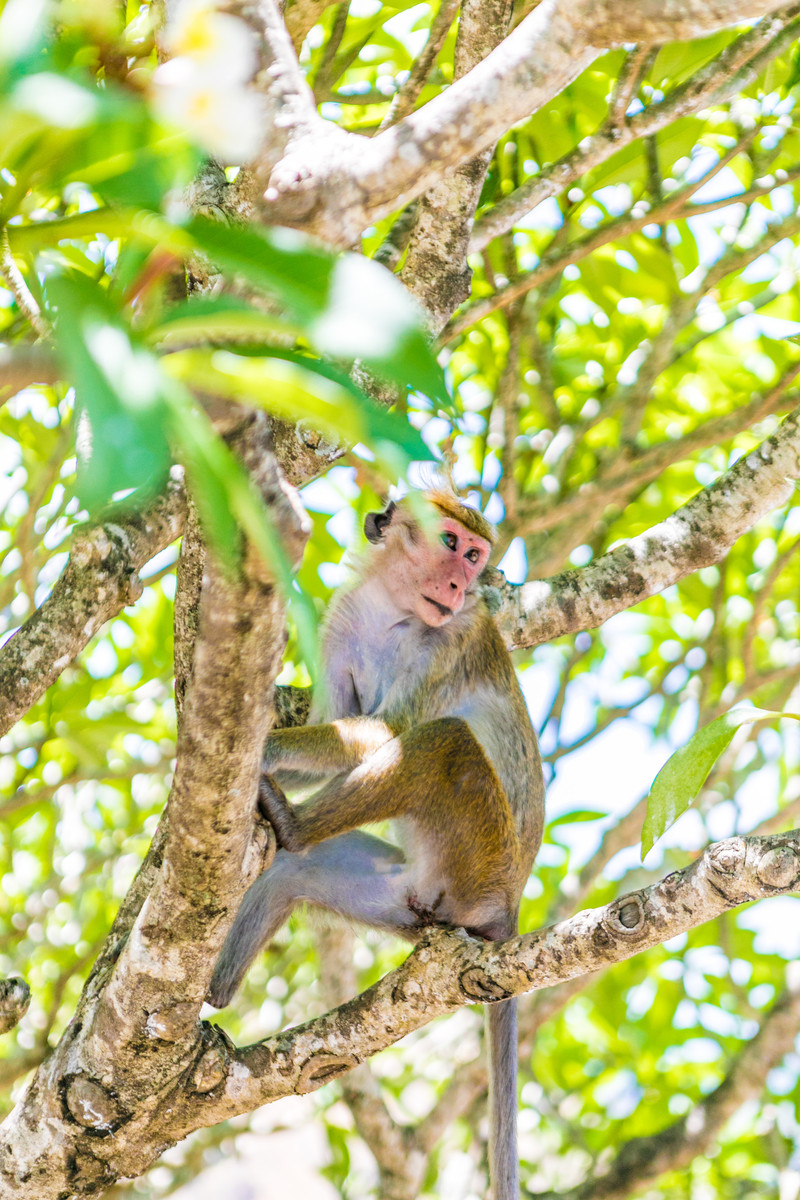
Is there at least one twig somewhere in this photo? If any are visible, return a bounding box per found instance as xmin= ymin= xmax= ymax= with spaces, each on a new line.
xmin=0 ymin=228 xmax=49 ymax=339
xmin=378 ymin=0 xmax=461 ymax=129
xmin=469 ymin=10 xmax=800 ymax=251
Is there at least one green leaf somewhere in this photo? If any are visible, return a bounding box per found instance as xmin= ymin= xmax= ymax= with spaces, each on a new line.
xmin=641 ymin=707 xmax=800 ymax=856
xmin=549 ymin=810 xmax=607 ymax=826
xmin=45 ymin=271 xmax=172 ymax=512
xmin=183 ymin=218 xmax=332 ymax=322
xmin=162 ymin=347 xmax=433 ymax=478
xmin=183 ymin=217 xmax=450 ymax=407
xmin=149 ymin=295 xmax=300 ymax=346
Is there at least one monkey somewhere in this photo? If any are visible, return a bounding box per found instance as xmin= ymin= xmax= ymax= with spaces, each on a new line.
xmin=208 ymin=488 xmax=545 ymax=1200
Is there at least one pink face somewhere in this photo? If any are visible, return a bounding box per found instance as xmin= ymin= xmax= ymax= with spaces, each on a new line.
xmin=414 ymin=518 xmax=491 ymax=627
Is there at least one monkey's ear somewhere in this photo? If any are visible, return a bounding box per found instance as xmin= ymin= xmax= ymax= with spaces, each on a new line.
xmin=364 ymin=501 xmax=396 ymax=543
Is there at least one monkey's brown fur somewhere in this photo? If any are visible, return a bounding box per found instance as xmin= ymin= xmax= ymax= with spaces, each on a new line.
xmin=210 ymin=492 xmax=544 ymax=1200
xmin=427 ymin=486 xmax=497 ymax=544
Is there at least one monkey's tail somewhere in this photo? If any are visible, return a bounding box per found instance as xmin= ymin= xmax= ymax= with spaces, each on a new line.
xmin=487 ymin=996 xmax=519 ymax=1200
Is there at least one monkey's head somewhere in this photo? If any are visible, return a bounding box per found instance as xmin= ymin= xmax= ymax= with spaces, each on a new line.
xmin=364 ymin=490 xmax=495 ymax=627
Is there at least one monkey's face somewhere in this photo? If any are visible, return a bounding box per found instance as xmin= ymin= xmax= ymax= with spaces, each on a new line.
xmin=409 ymin=517 xmax=491 ymax=627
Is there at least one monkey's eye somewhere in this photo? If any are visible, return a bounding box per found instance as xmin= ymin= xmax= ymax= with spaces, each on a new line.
xmin=441 ymin=532 xmax=458 ymax=551
xmin=465 ymin=548 xmax=480 ymax=564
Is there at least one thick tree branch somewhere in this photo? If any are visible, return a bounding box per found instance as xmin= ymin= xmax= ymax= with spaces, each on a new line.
xmin=152 ymin=831 xmax=800 ymax=1136
xmin=0 ymin=429 xmax=310 ymax=1198
xmin=253 ymin=0 xmax=789 ymax=243
xmin=90 ymin=421 xmax=309 ymax=1027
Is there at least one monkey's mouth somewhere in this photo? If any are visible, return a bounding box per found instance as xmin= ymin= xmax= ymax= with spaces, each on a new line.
xmin=423 ymin=596 xmax=453 ymax=617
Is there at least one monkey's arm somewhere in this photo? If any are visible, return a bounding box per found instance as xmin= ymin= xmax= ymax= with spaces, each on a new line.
xmin=263 ymin=717 xmax=400 ymax=783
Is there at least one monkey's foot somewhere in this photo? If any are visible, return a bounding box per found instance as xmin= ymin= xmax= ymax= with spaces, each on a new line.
xmin=258 ymin=775 xmax=302 ymax=852
xmin=406 ymin=889 xmax=446 ymax=926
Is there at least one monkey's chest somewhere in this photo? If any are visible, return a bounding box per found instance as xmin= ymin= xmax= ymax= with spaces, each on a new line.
xmin=350 ymin=624 xmax=427 ymax=715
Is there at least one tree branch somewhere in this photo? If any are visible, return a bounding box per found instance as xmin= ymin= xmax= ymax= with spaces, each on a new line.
xmin=0 ymin=345 xmax=59 ymax=398
xmin=489 ymin=401 xmax=800 ymax=650
xmin=233 ymin=0 xmax=321 ymax=177
xmin=448 ymin=180 xmax=800 ymax=340
xmin=0 ymin=230 xmax=49 ymax=340
xmin=0 ymin=427 xmax=310 ymax=1198
xmin=512 ymin=360 xmax=800 ymax=542
xmin=0 ymin=471 xmax=186 ymax=737
xmin=398 ymin=0 xmax=514 ymax=332
xmin=159 ymin=830 xmax=800 ymax=1134
xmin=378 ymin=0 xmax=461 ymax=129
xmin=469 ymin=6 xmax=799 ymax=251
xmin=254 ymin=0 xmax=791 ymax=243
xmin=537 ymin=981 xmax=800 ymax=1200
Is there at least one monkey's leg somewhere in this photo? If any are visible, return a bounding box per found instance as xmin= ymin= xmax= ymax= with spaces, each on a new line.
xmin=260 ymin=718 xmax=520 ymax=923
xmin=207 ymin=832 xmax=418 ymax=1008
xmin=264 ymin=717 xmax=399 ymax=785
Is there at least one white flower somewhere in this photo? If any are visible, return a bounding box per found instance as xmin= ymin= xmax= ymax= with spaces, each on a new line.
xmin=152 ymin=0 xmax=263 ymax=164
xmin=163 ymin=0 xmax=258 ymax=83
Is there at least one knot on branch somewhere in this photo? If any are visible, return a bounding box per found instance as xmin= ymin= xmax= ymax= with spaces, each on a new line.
xmin=192 ymin=1045 xmax=229 ymax=1094
xmin=604 ymin=895 xmax=647 ymax=938
xmin=70 ymin=524 xmax=143 ymax=607
xmin=146 ymin=1001 xmax=197 ymax=1043
xmin=63 ymin=1075 xmax=126 ymax=1135
xmin=297 ymin=1052 xmax=358 ymax=1093
xmin=296 ymin=419 xmax=343 ymax=458
xmin=191 ymin=1021 xmax=236 ymax=1094
xmin=708 ymin=837 xmax=747 ymax=877
xmin=0 ymin=976 xmax=30 ymax=1034
xmin=459 ymin=967 xmax=511 ymax=1002
xmin=392 ymin=976 xmax=425 ymax=1004
xmin=702 ymin=836 xmax=753 ymax=903
xmin=756 ymin=843 xmax=800 ymax=890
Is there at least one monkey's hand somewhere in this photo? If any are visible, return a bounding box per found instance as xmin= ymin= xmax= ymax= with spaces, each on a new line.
xmin=258 ymin=774 xmax=303 ymax=852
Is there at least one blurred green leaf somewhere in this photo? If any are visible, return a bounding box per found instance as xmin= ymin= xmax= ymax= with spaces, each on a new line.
xmin=162 ymin=347 xmax=434 ymax=478
xmin=150 ymin=295 xmax=301 ymax=345
xmin=45 ymin=270 xmax=319 ymax=669
xmin=46 ymin=271 xmax=172 ymax=512
xmin=183 ymin=217 xmax=451 ymax=407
